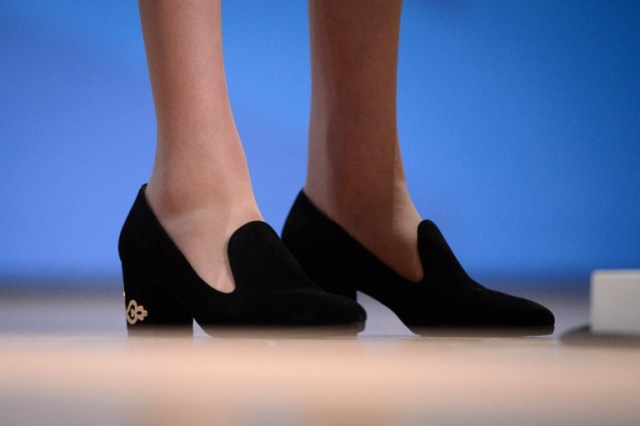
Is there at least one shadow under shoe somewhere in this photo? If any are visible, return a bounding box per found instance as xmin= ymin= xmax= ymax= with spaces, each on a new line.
xmin=281 ymin=190 xmax=555 ymax=336
xmin=119 ymin=185 xmax=366 ymax=337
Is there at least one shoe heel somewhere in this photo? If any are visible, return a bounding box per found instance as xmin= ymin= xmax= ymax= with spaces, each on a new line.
xmin=122 ymin=263 xmax=193 ymax=336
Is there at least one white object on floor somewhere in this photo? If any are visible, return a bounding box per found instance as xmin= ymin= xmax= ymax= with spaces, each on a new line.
xmin=591 ymin=269 xmax=640 ymax=335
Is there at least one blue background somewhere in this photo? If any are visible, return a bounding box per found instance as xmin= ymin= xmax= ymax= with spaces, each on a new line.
xmin=1 ymin=1 xmax=638 ymax=288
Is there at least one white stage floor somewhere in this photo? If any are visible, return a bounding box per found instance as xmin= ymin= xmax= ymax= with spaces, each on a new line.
xmin=1 ymin=281 xmax=638 ymax=425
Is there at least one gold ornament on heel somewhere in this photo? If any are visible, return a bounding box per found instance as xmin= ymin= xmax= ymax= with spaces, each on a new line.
xmin=126 ymin=300 xmax=148 ymax=325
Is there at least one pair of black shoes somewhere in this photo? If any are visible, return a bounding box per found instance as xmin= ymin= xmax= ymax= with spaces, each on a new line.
xmin=119 ymin=185 xmax=554 ymax=336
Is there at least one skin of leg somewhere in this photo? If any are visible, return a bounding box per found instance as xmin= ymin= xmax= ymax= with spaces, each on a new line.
xmin=139 ymin=0 xmax=262 ymax=292
xmin=306 ymin=0 xmax=424 ymax=281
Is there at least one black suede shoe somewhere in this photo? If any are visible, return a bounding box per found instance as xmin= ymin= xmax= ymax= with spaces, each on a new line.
xmin=282 ymin=191 xmax=555 ymax=336
xmin=119 ymin=185 xmax=366 ymax=336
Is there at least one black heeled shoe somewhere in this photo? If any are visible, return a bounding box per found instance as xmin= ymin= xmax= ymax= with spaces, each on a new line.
xmin=119 ymin=185 xmax=366 ymax=336
xmin=281 ymin=191 xmax=555 ymax=336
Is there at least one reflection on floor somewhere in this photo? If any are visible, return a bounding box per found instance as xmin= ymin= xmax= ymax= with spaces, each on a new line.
xmin=1 ymin=279 xmax=638 ymax=426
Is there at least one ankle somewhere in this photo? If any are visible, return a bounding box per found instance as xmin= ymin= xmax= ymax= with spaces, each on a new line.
xmin=304 ymin=176 xmax=413 ymax=222
xmin=146 ymin=173 xmax=260 ymax=217
xmin=148 ymin=123 xmax=256 ymax=218
xmin=303 ymin=182 xmax=424 ymax=282
xmin=144 ymin=177 xmax=262 ymax=294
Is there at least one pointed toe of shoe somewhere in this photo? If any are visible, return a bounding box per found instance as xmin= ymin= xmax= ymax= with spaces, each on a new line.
xmin=405 ymin=290 xmax=556 ymax=337
xmin=518 ymin=299 xmax=555 ymax=327
xmin=492 ymin=292 xmax=555 ymax=328
xmin=469 ymin=290 xmax=556 ymax=329
xmin=279 ymin=290 xmax=366 ymax=325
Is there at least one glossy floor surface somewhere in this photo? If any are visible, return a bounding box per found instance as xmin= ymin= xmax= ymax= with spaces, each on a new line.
xmin=1 ymin=282 xmax=638 ymax=425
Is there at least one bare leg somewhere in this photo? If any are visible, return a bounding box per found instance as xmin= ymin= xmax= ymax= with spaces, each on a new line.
xmin=306 ymin=0 xmax=423 ymax=281
xmin=139 ymin=0 xmax=261 ymax=293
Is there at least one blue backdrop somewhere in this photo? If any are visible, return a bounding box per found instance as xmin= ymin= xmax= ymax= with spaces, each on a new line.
xmin=1 ymin=0 xmax=638 ymax=287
